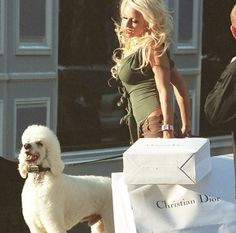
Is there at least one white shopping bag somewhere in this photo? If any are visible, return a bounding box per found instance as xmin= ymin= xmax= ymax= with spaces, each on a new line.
xmin=123 ymin=138 xmax=211 ymax=184
xmin=112 ymin=173 xmax=136 ymax=233
xmin=112 ymin=155 xmax=236 ymax=233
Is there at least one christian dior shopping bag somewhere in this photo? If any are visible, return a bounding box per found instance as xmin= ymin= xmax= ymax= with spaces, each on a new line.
xmin=112 ymin=155 xmax=236 ymax=233
xmin=123 ymin=138 xmax=211 ymax=185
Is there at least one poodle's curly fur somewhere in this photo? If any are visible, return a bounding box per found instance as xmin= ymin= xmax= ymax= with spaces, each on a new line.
xmin=18 ymin=125 xmax=114 ymax=233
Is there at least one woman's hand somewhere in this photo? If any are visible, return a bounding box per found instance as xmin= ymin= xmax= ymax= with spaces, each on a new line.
xmin=181 ymin=124 xmax=191 ymax=137
xmin=163 ymin=130 xmax=174 ymax=138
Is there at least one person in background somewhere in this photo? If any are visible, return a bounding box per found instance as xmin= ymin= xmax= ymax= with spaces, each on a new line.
xmin=205 ymin=4 xmax=236 ymax=157
xmin=111 ymin=0 xmax=191 ymax=143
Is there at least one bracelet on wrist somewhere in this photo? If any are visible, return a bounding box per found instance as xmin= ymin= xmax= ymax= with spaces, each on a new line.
xmin=161 ymin=124 xmax=174 ymax=131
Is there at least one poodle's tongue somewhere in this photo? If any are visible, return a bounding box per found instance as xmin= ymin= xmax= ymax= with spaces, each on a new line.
xmin=26 ymin=153 xmax=38 ymax=162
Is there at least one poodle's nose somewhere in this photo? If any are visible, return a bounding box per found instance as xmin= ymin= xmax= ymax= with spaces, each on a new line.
xmin=24 ymin=143 xmax=31 ymax=150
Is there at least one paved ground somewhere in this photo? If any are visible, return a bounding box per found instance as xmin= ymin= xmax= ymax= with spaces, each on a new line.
xmin=0 ymin=157 xmax=90 ymax=233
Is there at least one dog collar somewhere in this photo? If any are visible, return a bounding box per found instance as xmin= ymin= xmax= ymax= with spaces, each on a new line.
xmin=27 ymin=165 xmax=51 ymax=173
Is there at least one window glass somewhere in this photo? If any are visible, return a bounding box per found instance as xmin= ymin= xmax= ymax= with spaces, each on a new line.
xmin=178 ymin=0 xmax=193 ymax=44
xmin=58 ymin=0 xmax=129 ymax=151
xmin=16 ymin=106 xmax=47 ymax=150
xmin=19 ymin=0 xmax=46 ymax=43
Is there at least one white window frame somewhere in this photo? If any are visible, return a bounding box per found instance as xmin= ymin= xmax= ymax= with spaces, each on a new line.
xmin=188 ymin=89 xmax=196 ymax=134
xmin=177 ymin=67 xmax=200 ymax=135
xmin=172 ymin=0 xmax=199 ymax=54
xmin=62 ymin=146 xmax=127 ymax=164
xmin=172 ymin=80 xmax=197 ymax=136
xmin=0 ymin=0 xmax=4 ymax=54
xmin=0 ymin=100 xmax=3 ymax=155
xmin=13 ymin=98 xmax=50 ymax=156
xmin=15 ymin=0 xmax=52 ymax=55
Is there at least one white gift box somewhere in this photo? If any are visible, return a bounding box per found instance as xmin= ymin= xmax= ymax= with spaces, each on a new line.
xmin=123 ymin=138 xmax=211 ymax=184
xmin=112 ymin=155 xmax=236 ymax=233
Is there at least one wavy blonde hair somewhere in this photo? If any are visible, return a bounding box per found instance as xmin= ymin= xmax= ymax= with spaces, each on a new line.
xmin=111 ymin=0 xmax=173 ymax=78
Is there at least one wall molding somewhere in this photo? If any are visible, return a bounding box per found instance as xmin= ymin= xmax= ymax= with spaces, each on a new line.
xmin=8 ymin=72 xmax=57 ymax=81
xmin=0 ymin=72 xmax=57 ymax=81
xmin=0 ymin=73 xmax=8 ymax=81
xmin=177 ymin=68 xmax=201 ymax=76
xmin=62 ymin=146 xmax=127 ymax=165
xmin=188 ymin=90 xmax=196 ymax=134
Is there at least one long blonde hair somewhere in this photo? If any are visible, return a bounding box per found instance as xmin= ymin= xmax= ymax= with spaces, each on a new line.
xmin=111 ymin=0 xmax=173 ymax=78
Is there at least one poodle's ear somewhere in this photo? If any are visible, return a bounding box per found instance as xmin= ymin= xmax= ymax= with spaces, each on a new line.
xmin=18 ymin=153 xmax=28 ymax=178
xmin=39 ymin=125 xmax=65 ymax=176
xmin=18 ymin=164 xmax=28 ymax=178
xmin=48 ymin=154 xmax=65 ymax=176
xmin=45 ymin=134 xmax=65 ymax=176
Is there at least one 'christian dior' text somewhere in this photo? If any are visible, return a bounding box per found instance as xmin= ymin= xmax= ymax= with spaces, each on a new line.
xmin=156 ymin=194 xmax=221 ymax=209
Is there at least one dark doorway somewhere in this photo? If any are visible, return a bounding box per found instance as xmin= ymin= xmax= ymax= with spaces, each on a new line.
xmin=200 ymin=0 xmax=236 ymax=136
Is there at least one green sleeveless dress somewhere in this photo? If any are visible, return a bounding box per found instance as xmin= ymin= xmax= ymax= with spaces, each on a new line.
xmin=117 ymin=49 xmax=161 ymax=142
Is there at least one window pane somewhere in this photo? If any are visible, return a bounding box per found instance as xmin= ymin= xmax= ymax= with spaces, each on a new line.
xmin=57 ymin=69 xmax=129 ymax=151
xmin=58 ymin=0 xmax=129 ymax=151
xmin=178 ymin=0 xmax=193 ymax=44
xmin=16 ymin=106 xmax=47 ymax=150
xmin=20 ymin=0 xmax=46 ymax=43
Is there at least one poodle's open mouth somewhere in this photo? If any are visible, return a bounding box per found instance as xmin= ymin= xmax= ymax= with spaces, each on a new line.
xmin=25 ymin=152 xmax=39 ymax=162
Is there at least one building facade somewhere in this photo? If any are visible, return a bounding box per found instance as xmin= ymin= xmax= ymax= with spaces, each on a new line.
xmin=0 ymin=0 xmax=58 ymax=158
xmin=0 ymin=0 xmax=234 ymax=163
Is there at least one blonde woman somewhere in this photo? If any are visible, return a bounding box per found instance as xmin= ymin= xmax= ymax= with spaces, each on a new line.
xmin=111 ymin=0 xmax=191 ymax=143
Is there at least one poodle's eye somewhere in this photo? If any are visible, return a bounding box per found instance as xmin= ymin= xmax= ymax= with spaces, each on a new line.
xmin=36 ymin=141 xmax=43 ymax=147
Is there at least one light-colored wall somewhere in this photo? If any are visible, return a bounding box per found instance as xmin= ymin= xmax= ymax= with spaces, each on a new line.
xmin=0 ymin=0 xmax=59 ymax=158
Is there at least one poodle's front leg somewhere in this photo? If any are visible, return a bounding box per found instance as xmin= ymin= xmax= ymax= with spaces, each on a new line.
xmin=27 ymin=225 xmax=47 ymax=233
xmin=90 ymin=220 xmax=105 ymax=233
xmin=101 ymin=210 xmax=115 ymax=233
xmin=43 ymin=217 xmax=67 ymax=233
xmin=27 ymin=218 xmax=66 ymax=233
xmin=103 ymin=219 xmax=115 ymax=233
xmin=44 ymin=225 xmax=67 ymax=233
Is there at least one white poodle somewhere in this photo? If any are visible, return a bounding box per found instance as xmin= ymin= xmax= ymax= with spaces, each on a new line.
xmin=18 ymin=124 xmax=114 ymax=233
